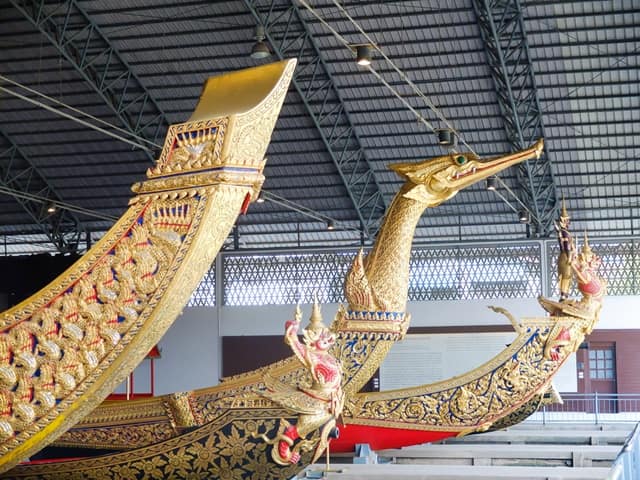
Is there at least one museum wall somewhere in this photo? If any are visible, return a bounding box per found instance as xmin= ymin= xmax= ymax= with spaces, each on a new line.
xmin=153 ymin=306 xmax=221 ymax=395
xmin=153 ymin=295 xmax=640 ymax=395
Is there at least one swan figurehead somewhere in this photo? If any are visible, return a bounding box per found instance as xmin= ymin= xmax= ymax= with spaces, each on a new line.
xmin=390 ymin=138 xmax=544 ymax=207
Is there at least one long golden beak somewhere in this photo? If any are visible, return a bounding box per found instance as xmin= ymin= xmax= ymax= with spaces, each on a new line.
xmin=455 ymin=138 xmax=544 ymax=189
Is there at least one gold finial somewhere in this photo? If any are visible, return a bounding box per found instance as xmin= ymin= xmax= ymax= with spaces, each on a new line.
xmin=560 ymin=195 xmax=569 ymax=220
xmin=308 ymin=296 xmax=324 ymax=332
xmin=582 ymin=231 xmax=592 ymax=255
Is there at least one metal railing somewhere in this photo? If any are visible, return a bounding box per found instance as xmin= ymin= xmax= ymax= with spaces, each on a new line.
xmin=527 ymin=393 xmax=640 ymax=425
xmin=608 ymin=423 xmax=640 ymax=480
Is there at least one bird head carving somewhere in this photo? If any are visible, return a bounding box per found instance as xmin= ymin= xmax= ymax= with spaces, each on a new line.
xmin=389 ymin=139 xmax=544 ymax=207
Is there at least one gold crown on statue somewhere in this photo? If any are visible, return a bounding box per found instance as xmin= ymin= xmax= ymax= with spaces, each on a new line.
xmin=303 ymin=299 xmax=332 ymax=346
xmin=560 ymin=195 xmax=569 ymax=221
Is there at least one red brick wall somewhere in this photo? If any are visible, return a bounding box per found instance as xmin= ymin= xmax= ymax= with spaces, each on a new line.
xmin=586 ymin=329 xmax=640 ymax=394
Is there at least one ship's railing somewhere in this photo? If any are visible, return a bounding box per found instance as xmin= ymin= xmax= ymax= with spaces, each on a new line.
xmin=526 ymin=393 xmax=640 ymax=425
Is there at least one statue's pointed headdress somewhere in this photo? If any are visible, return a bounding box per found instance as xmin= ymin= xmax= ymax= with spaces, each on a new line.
xmin=581 ymin=231 xmax=592 ymax=256
xmin=560 ymin=195 xmax=569 ymax=221
xmin=302 ymin=295 xmax=332 ymax=346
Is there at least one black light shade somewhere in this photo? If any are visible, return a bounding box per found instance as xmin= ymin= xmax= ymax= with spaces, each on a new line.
xmin=250 ymin=25 xmax=271 ymax=59
xmin=519 ymin=209 xmax=531 ymax=223
xmin=437 ymin=129 xmax=454 ymax=146
xmin=327 ymin=220 xmax=335 ymax=230
xmin=356 ymin=45 xmax=372 ymax=66
xmin=46 ymin=203 xmax=57 ymax=214
xmin=486 ymin=177 xmax=497 ymax=191
xmin=250 ymin=40 xmax=271 ymax=59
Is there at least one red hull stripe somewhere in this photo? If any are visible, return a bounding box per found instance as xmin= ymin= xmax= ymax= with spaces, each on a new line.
xmin=331 ymin=424 xmax=457 ymax=452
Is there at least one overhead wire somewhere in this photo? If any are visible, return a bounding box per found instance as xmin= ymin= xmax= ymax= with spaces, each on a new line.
xmin=0 ymin=75 xmax=159 ymax=152
xmin=296 ymin=0 xmax=541 ymax=225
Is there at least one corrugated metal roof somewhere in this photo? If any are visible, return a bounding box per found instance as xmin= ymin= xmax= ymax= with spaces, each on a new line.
xmin=1 ymin=0 xmax=639 ymax=254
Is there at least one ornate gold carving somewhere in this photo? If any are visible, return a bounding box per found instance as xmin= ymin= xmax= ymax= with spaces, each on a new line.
xmin=19 ymin=139 xmax=570 ymax=477
xmin=337 ymin=141 xmax=545 ymax=394
xmin=0 ymin=59 xmax=296 ymax=474
xmin=50 ymin=141 xmax=554 ymax=460
xmin=345 ymin=315 xmax=595 ymax=431
xmin=54 ymin=422 xmax=177 ymax=451
xmin=486 ymin=393 xmax=544 ymax=432
xmin=345 ymin=140 xmax=544 ymax=315
xmin=256 ymin=304 xmax=343 ymax=465
xmin=164 ymin=392 xmax=203 ymax=431
xmin=4 ymin=409 xmax=312 ymax=480
xmin=149 ymin=122 xmax=227 ymax=178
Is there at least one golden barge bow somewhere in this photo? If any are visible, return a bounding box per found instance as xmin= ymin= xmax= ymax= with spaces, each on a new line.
xmin=2 ymin=139 xmax=592 ymax=480
xmin=0 ymin=59 xmax=296 ymax=473
xmin=1 ymin=64 xmax=600 ymax=477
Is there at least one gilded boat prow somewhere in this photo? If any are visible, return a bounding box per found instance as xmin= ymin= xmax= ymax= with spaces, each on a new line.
xmin=0 ymin=59 xmax=296 ymax=473
xmin=189 ymin=60 xmax=295 ymax=121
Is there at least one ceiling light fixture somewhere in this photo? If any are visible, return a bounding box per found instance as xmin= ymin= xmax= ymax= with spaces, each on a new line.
xmin=250 ymin=25 xmax=271 ymax=60
xmin=436 ymin=128 xmax=455 ymax=146
xmin=486 ymin=177 xmax=497 ymax=191
xmin=46 ymin=203 xmax=57 ymax=214
xmin=327 ymin=220 xmax=335 ymax=230
xmin=518 ymin=209 xmax=531 ymax=224
xmin=355 ymin=44 xmax=372 ymax=66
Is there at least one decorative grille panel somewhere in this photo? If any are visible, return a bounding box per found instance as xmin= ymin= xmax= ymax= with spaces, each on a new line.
xmin=408 ymin=244 xmax=543 ymax=300
xmin=547 ymin=238 xmax=639 ymax=296
xmin=223 ymin=251 xmax=355 ymax=306
xmin=187 ymin=266 xmax=216 ymax=307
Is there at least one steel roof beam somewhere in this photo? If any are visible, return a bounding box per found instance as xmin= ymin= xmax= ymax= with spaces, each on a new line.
xmin=9 ymin=0 xmax=169 ymax=163
xmin=0 ymin=130 xmax=84 ymax=253
xmin=472 ymin=0 xmax=559 ymax=237
xmin=243 ymin=0 xmax=387 ymax=239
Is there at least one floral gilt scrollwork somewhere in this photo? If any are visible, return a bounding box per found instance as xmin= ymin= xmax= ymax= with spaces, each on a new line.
xmin=350 ymin=317 xmax=592 ymax=430
xmin=5 ymin=411 xmax=310 ymax=480
xmin=0 ymin=199 xmax=198 ymax=446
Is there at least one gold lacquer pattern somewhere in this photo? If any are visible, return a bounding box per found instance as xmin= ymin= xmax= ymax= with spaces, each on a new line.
xmin=486 ymin=393 xmax=545 ymax=432
xmin=164 ymin=391 xmax=204 ymax=431
xmin=347 ymin=314 xmax=594 ymax=431
xmin=4 ymin=409 xmax=312 ymax=480
xmin=52 ymin=422 xmax=177 ymax=451
xmin=148 ymin=121 xmax=227 ymax=177
xmin=0 ymin=59 xmax=297 ymax=473
xmin=0 ymin=200 xmax=188 ymax=443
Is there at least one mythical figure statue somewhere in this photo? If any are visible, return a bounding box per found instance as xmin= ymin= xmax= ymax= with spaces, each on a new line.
xmin=539 ymin=229 xmax=607 ymax=361
xmin=256 ymin=303 xmax=344 ymax=465
xmin=570 ymin=233 xmax=606 ymax=318
xmin=541 ymin=230 xmax=606 ymax=322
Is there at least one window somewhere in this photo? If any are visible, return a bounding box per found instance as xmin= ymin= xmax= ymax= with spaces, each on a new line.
xmin=588 ymin=348 xmax=615 ymax=380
